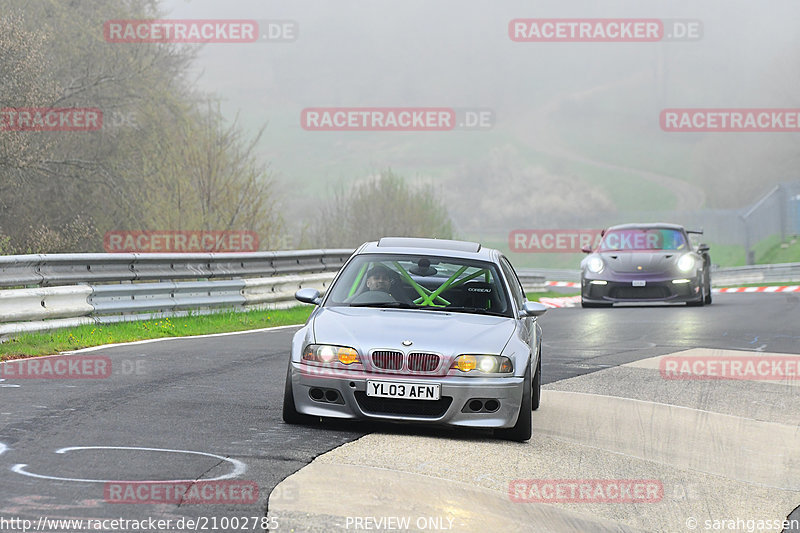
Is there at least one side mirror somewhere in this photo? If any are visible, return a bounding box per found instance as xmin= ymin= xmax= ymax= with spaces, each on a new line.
xmin=697 ymin=243 xmax=710 ymax=253
xmin=295 ymin=288 xmax=322 ymax=305
xmin=519 ymin=301 xmax=548 ymax=318
xmin=581 ymin=246 xmax=593 ymax=254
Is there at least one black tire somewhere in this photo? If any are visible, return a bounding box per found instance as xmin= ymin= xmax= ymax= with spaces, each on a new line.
xmin=282 ymin=362 xmax=316 ymax=425
xmin=704 ymin=274 xmax=712 ymax=305
xmin=496 ymin=363 xmax=532 ymax=442
xmin=531 ymin=354 xmax=541 ymax=411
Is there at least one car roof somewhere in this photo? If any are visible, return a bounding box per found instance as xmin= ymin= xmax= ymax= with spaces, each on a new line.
xmin=356 ymin=237 xmax=500 ymax=262
xmin=605 ymin=223 xmax=688 ymax=232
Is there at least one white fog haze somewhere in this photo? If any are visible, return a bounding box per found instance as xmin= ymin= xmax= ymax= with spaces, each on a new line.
xmin=156 ymin=0 xmax=800 ymax=255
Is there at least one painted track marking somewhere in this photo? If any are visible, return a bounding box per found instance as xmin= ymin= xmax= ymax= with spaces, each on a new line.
xmin=11 ymin=445 xmax=246 ymax=483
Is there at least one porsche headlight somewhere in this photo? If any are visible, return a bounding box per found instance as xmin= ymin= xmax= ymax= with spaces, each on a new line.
xmin=677 ymin=254 xmax=695 ymax=273
xmin=302 ymin=344 xmax=361 ymax=365
xmin=451 ymin=355 xmax=513 ymax=374
xmin=587 ymin=256 xmax=604 ymax=273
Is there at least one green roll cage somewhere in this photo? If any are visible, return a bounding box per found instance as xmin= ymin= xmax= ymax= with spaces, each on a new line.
xmin=347 ymin=260 xmax=493 ymax=307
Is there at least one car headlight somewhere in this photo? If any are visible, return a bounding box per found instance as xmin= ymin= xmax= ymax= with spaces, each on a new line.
xmin=677 ymin=254 xmax=695 ymax=273
xmin=586 ymin=256 xmax=604 ymax=273
xmin=451 ymin=355 xmax=513 ymax=374
xmin=302 ymin=344 xmax=361 ymax=365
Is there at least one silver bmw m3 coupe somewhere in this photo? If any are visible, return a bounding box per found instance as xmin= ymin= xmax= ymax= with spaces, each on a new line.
xmin=282 ymin=237 xmax=547 ymax=441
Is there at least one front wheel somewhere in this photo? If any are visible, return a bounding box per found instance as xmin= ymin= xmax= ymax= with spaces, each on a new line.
xmin=496 ymin=363 xmax=532 ymax=442
xmin=282 ymin=362 xmax=317 ymax=425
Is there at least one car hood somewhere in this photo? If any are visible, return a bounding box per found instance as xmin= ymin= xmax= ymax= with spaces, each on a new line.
xmin=597 ymin=251 xmax=683 ymax=274
xmin=312 ymin=306 xmax=516 ymax=356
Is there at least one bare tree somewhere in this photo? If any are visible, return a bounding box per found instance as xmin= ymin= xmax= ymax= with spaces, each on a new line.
xmin=306 ymin=170 xmax=454 ymax=248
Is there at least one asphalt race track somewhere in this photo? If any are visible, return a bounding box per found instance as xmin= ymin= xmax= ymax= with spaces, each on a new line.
xmin=1 ymin=292 xmax=798 ymax=532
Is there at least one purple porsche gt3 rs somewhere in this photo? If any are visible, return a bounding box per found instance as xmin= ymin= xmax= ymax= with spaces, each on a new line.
xmin=580 ymin=223 xmax=712 ymax=308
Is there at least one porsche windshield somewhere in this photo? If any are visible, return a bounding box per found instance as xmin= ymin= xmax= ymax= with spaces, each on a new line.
xmin=325 ymin=254 xmax=512 ymax=317
xmin=598 ymin=228 xmax=688 ymax=252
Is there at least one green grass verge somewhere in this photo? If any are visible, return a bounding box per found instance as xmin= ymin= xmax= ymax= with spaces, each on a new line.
xmin=0 ymin=306 xmax=314 ymax=361
xmin=527 ymin=291 xmax=580 ymax=300
xmin=707 ymin=236 xmax=800 ymax=267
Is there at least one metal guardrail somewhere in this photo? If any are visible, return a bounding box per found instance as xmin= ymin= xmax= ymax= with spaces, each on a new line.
xmin=709 ymin=262 xmax=800 ymax=286
xmin=0 ymin=250 xmax=352 ymax=337
xmin=1 ymin=251 xmax=798 ymax=338
xmin=0 ymin=250 xmax=354 ymax=288
xmin=518 ymin=269 xmax=579 ymax=285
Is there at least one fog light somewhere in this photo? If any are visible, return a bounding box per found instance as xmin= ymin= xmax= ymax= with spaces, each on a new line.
xmin=590 ymin=280 xmax=608 ymax=285
xmin=672 ymin=279 xmax=691 ymax=284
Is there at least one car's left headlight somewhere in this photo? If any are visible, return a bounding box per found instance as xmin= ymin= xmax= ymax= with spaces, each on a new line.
xmin=451 ymin=355 xmax=513 ymax=374
xmin=677 ymin=254 xmax=695 ymax=273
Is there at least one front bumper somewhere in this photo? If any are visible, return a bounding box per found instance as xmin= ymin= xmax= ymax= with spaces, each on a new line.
xmin=581 ymin=274 xmax=702 ymax=304
xmin=288 ymin=362 xmax=525 ymax=429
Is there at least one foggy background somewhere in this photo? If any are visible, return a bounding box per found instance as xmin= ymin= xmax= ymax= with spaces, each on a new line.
xmin=3 ymin=0 xmax=800 ymax=267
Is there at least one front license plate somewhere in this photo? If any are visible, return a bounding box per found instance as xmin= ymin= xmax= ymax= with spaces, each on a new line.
xmin=632 ymin=280 xmax=646 ymax=287
xmin=366 ymin=380 xmax=440 ymax=401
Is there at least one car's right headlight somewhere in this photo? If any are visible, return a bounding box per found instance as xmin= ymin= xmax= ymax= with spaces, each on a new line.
xmin=451 ymin=355 xmax=513 ymax=374
xmin=586 ymin=256 xmax=604 ymax=273
xmin=302 ymin=344 xmax=361 ymax=365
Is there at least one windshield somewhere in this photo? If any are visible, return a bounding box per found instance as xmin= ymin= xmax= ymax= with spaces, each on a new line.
xmin=325 ymin=254 xmax=512 ymax=317
xmin=598 ymin=228 xmax=688 ymax=252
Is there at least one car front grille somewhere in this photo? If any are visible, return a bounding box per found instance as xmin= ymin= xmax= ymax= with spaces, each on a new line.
xmin=609 ymin=286 xmax=671 ymax=299
xmin=370 ymin=350 xmax=441 ymax=373
xmin=371 ymin=350 xmax=404 ymax=370
xmin=408 ymin=352 xmax=440 ymax=372
xmin=354 ymin=392 xmax=452 ymax=417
